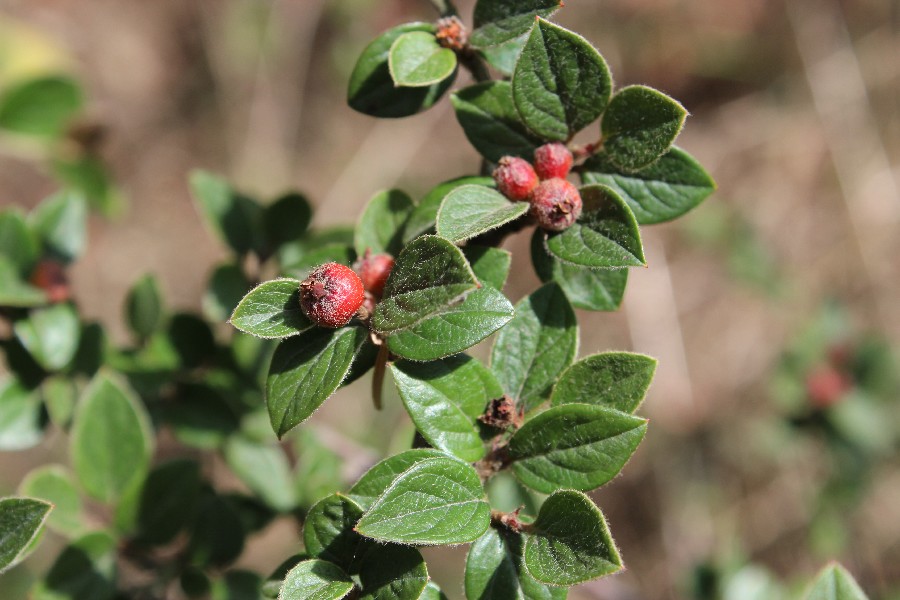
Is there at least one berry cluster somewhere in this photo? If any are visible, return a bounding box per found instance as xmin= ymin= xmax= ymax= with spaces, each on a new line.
xmin=492 ymin=142 xmax=581 ymax=232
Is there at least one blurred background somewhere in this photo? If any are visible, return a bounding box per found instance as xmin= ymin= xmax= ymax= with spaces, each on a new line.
xmin=0 ymin=0 xmax=898 ymax=598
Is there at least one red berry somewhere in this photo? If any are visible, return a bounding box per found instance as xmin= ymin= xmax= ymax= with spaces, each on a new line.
xmin=806 ymin=366 xmax=851 ymax=409
xmin=353 ymin=250 xmax=395 ymax=299
xmin=493 ymin=156 xmax=539 ymax=202
xmin=533 ymin=143 xmax=573 ymax=180
xmin=299 ymin=263 xmax=365 ymax=328
xmin=29 ymin=259 xmax=70 ymax=303
xmin=529 ymin=178 xmax=582 ymax=232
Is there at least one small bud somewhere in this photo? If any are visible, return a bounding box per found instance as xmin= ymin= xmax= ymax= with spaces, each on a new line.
xmin=533 ymin=142 xmax=573 ymax=180
xmin=435 ymin=16 xmax=468 ymax=51
xmin=353 ymin=250 xmax=395 ymax=299
xmin=493 ymin=156 xmax=539 ymax=202
xmin=529 ymin=178 xmax=582 ymax=232
xmin=299 ymin=263 xmax=365 ymax=328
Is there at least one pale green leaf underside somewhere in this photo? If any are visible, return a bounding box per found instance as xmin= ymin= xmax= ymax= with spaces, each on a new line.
xmin=230 ymin=278 xmax=312 ymax=339
xmin=805 ymin=563 xmax=870 ymax=600
xmin=389 ymin=32 xmax=457 ymax=88
xmin=436 ymin=184 xmax=529 ymax=244
xmin=279 ymin=559 xmax=355 ymax=600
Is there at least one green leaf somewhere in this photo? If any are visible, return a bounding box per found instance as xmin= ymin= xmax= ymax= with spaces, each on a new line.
xmin=551 ymin=352 xmax=657 ymax=413
xmin=512 ymin=19 xmax=612 ymax=141
xmin=466 ymin=527 xmax=566 ymax=600
xmin=264 ymin=192 xmax=312 ymax=250
xmin=14 ymin=303 xmax=81 ymax=371
xmin=385 ymin=285 xmax=515 ymax=362
xmin=404 ymin=176 xmax=494 ymax=243
xmin=279 ymin=559 xmax=354 ymax=600
xmin=356 ymin=457 xmax=489 ymax=545
xmin=391 ymin=355 xmax=502 ymax=461
xmin=471 ymin=0 xmax=562 ymax=48
xmin=491 ymin=283 xmax=577 ymax=412
xmin=0 ymin=377 xmax=44 ymax=450
xmin=0 ymin=76 xmax=82 ymax=137
xmin=166 ymin=385 xmax=239 ymax=449
xmin=544 ymin=184 xmax=645 ymax=268
xmin=224 ymin=436 xmax=297 ymax=512
xmin=509 ymin=403 xmax=647 ymax=493
xmin=347 ymin=449 xmax=446 ymax=510
xmin=19 ymin=466 xmax=83 ymax=537
xmin=372 ymin=235 xmax=478 ymax=336
xmin=0 ymin=209 xmax=39 ymax=275
xmin=168 ymin=313 xmax=216 ymax=369
xmin=127 ymin=459 xmax=202 ymax=545
xmin=70 ymin=372 xmax=154 ymax=503
xmin=581 ymin=147 xmax=715 ymax=224
xmin=436 ymin=185 xmax=529 ymax=244
xmin=188 ymin=491 xmax=245 ymax=567
xmin=212 ymin=570 xmax=263 ymax=600
xmin=31 ymin=531 xmax=117 ymax=600
xmin=389 ymin=31 xmax=457 ymax=87
xmin=531 ymin=228 xmax=627 ymax=311
xmin=480 ymin=34 xmax=529 ymax=76
xmin=266 ymin=326 xmax=368 ymax=438
xmin=451 ymin=82 xmax=542 ymax=162
xmin=355 ymin=189 xmax=415 ymax=256
xmin=203 ymin=262 xmax=251 ymax=322
xmin=41 ymin=376 xmax=77 ymax=429
xmin=0 ymin=256 xmax=46 ymax=307
xmin=190 ymin=170 xmax=264 ymax=255
xmin=524 ymin=490 xmax=622 ymax=585
xmin=0 ymin=497 xmax=52 ymax=574
xmin=293 ymin=431 xmax=344 ymax=508
xmin=805 ymin=563 xmax=869 ymax=600
xmin=282 ymin=244 xmax=356 ymax=282
xmin=230 ymin=278 xmax=312 ymax=339
xmin=303 ymin=494 xmax=366 ymax=572
xmin=419 ymin=581 xmax=448 ymax=600
xmin=465 ymin=246 xmax=511 ymax=290
xmin=600 ymin=85 xmax=688 ymax=171
xmin=125 ymin=274 xmax=164 ymax=342
xmin=28 ymin=191 xmax=87 ymax=264
xmin=262 ymin=554 xmax=307 ymax=599
xmin=348 ymin=23 xmax=454 ymax=118
xmin=51 ymin=155 xmax=124 ymax=217
xmin=356 ymin=544 xmax=428 ymax=600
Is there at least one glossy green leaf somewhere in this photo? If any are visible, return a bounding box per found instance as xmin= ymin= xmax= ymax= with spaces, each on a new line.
xmin=190 ymin=170 xmax=264 ymax=255
xmin=480 ymin=34 xmax=529 ymax=76
xmin=356 ymin=457 xmax=490 ymax=545
xmin=303 ymin=494 xmax=366 ymax=572
xmin=0 ymin=209 xmax=39 ymax=275
xmin=465 ymin=246 xmax=511 ymax=290
xmin=405 ymin=176 xmax=495 ymax=243
xmin=471 ymin=0 xmax=562 ymax=48
xmin=510 ymin=404 xmax=647 ymax=493
xmin=125 ymin=274 xmax=164 ymax=341
xmin=266 ymin=326 xmax=368 ymax=437
xmin=70 ymin=372 xmax=153 ymax=503
xmin=551 ymin=352 xmax=657 ymax=413
xmin=348 ymin=23 xmax=454 ymax=118
xmin=451 ymin=82 xmax=542 ymax=162
xmin=262 ymin=554 xmax=307 ymax=599
xmin=0 ymin=76 xmax=82 ymax=137
xmin=230 ymin=278 xmax=312 ymax=339
xmin=188 ymin=491 xmax=245 ymax=567
xmin=282 ymin=244 xmax=356 ymax=281
xmin=437 ymin=184 xmax=529 ymax=244
xmin=545 ymin=185 xmax=645 ymax=268
xmin=389 ymin=31 xmax=457 ymax=87
xmin=28 ymin=191 xmax=87 ymax=264
xmin=213 ymin=570 xmax=263 ymax=600
xmin=14 ymin=303 xmax=80 ymax=371
xmin=347 ymin=449 xmax=445 ymax=510
xmin=512 ymin=19 xmax=612 ymax=141
xmin=0 ymin=377 xmax=44 ymax=450
xmin=372 ymin=235 xmax=478 ymax=336
xmin=19 ymin=466 xmax=83 ymax=537
xmin=524 ymin=490 xmax=622 ymax=585
xmin=581 ymin=147 xmax=715 ymax=224
xmin=264 ymin=192 xmax=312 ymax=250
xmin=203 ymin=262 xmax=251 ymax=322
xmin=601 ymin=85 xmax=687 ymax=171
xmin=391 ymin=355 xmax=502 ymax=461
xmin=279 ymin=559 xmax=354 ymax=600
xmin=466 ymin=527 xmax=566 ymax=600
xmin=420 ymin=581 xmax=448 ymax=600
xmin=0 ymin=256 xmax=46 ymax=307
xmin=491 ymin=283 xmax=578 ymax=412
xmin=531 ymin=228 xmax=627 ymax=311
xmin=385 ymin=285 xmax=514 ymax=362
xmin=356 ymin=544 xmax=428 ymax=600
xmin=0 ymin=497 xmax=52 ymax=574
xmin=225 ymin=436 xmax=297 ymax=512
xmin=355 ymin=189 xmax=415 ymax=256
xmin=129 ymin=459 xmax=202 ymax=545
xmin=31 ymin=531 xmax=117 ymax=600
xmin=805 ymin=563 xmax=869 ymax=600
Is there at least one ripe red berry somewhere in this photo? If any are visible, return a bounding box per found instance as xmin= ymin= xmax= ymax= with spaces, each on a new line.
xmin=529 ymin=178 xmax=582 ymax=232
xmin=533 ymin=143 xmax=573 ymax=180
xmin=299 ymin=263 xmax=365 ymax=328
xmin=29 ymin=259 xmax=70 ymax=303
xmin=493 ymin=156 xmax=539 ymax=202
xmin=353 ymin=250 xmax=395 ymax=299
xmin=806 ymin=366 xmax=851 ymax=409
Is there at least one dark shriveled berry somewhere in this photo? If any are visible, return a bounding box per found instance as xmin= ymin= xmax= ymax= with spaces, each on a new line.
xmin=353 ymin=250 xmax=395 ymax=299
xmin=533 ymin=142 xmax=573 ymax=180
xmin=299 ymin=263 xmax=365 ymax=328
xmin=529 ymin=178 xmax=582 ymax=232
xmin=493 ymin=156 xmax=539 ymax=202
